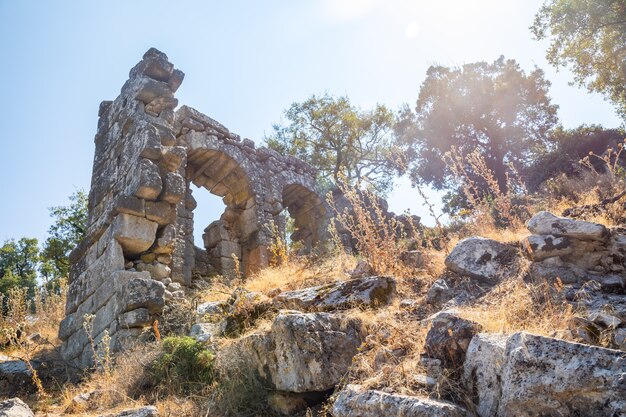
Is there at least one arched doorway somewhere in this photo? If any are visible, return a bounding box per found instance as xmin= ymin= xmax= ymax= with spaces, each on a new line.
xmin=282 ymin=184 xmax=327 ymax=254
xmin=187 ymin=149 xmax=259 ymax=278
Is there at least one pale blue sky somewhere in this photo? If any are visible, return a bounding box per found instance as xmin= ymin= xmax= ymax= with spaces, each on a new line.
xmin=0 ymin=0 xmax=621 ymax=245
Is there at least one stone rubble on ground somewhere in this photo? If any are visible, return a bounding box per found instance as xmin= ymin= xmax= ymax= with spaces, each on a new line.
xmin=0 ymin=398 xmax=34 ymax=417
xmin=332 ymin=384 xmax=468 ymax=417
xmin=273 ymin=276 xmax=396 ymax=312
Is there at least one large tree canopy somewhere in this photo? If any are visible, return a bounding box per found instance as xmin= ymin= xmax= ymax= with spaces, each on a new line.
xmin=266 ymin=94 xmax=405 ymax=195
xmin=0 ymin=238 xmax=39 ymax=296
xmin=398 ymin=56 xmax=558 ymax=213
xmin=527 ymin=125 xmax=626 ymax=191
xmin=531 ymin=0 xmax=626 ymax=119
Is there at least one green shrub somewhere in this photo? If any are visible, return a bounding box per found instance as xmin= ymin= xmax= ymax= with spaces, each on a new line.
xmin=151 ymin=336 xmax=214 ymax=394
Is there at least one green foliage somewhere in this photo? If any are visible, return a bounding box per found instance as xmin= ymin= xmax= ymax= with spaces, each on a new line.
xmin=40 ymin=190 xmax=88 ymax=281
xmin=531 ymin=0 xmax=626 ymax=119
xmin=398 ymin=56 xmax=558 ymax=213
xmin=151 ymin=336 xmax=214 ymax=393
xmin=266 ymin=94 xmax=405 ymax=195
xmin=0 ymin=238 xmax=39 ymax=297
xmin=527 ymin=125 xmax=626 ymax=191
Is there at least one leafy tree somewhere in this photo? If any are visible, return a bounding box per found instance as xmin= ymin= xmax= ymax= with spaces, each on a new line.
xmin=266 ymin=94 xmax=405 ymax=195
xmin=527 ymin=125 xmax=626 ymax=191
xmin=40 ymin=190 xmax=88 ymax=281
xmin=0 ymin=238 xmax=39 ymax=296
xmin=398 ymin=56 xmax=558 ymax=213
xmin=531 ymin=0 xmax=626 ymax=119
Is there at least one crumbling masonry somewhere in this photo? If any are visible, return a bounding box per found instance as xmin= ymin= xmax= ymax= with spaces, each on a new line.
xmin=59 ymin=49 xmax=329 ymax=366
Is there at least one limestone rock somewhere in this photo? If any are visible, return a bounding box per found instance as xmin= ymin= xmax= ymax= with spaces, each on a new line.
xmin=498 ymin=332 xmax=626 ymax=416
xmin=145 ymin=201 xmax=175 ymax=226
xmin=132 ymin=159 xmax=162 ymax=200
xmin=218 ymin=311 xmax=363 ymax=393
xmin=139 ymin=262 xmax=171 ymax=280
xmin=523 ymin=234 xmax=573 ymax=261
xmin=529 ymin=256 xmax=588 ymax=284
xmin=0 ymin=398 xmax=34 ymax=417
xmin=445 ymin=237 xmax=519 ymax=284
xmin=197 ymin=300 xmax=228 ymax=316
xmin=161 ymin=172 xmax=185 ymax=204
xmin=122 ymin=277 xmax=165 ymax=313
xmin=189 ymin=322 xmax=224 ymax=343
xmin=274 ymin=276 xmax=396 ymax=312
xmin=332 ymin=384 xmax=468 ymax=417
xmin=118 ymin=308 xmax=151 ymax=328
xmin=266 ymin=311 xmax=363 ymax=392
xmin=527 ymin=211 xmax=608 ymax=241
xmin=99 ymin=405 xmax=158 ymax=417
xmin=0 ymin=358 xmax=32 ymax=396
xmin=424 ymin=311 xmax=483 ymax=367
xmin=463 ymin=333 xmax=508 ymax=417
xmin=111 ymin=213 xmax=158 ymax=256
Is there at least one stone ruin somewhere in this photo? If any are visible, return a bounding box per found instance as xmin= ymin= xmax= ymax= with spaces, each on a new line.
xmin=59 ymin=49 xmax=330 ymax=366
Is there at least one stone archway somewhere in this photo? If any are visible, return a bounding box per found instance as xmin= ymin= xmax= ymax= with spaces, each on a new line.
xmin=187 ymin=149 xmax=257 ymax=277
xmin=282 ymin=184 xmax=328 ymax=254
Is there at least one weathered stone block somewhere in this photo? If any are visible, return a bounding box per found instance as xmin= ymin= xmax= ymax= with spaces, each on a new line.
xmin=445 ymin=237 xmax=519 ymax=284
xmin=138 ymin=126 xmax=162 ymax=160
xmin=203 ymin=221 xmax=229 ymax=248
xmin=130 ymin=47 xmax=174 ymax=82
xmin=65 ymin=240 xmax=125 ymax=315
xmin=132 ymin=159 xmax=162 ymax=200
xmin=134 ymin=78 xmax=172 ymax=104
xmin=153 ymin=224 xmax=176 ymax=254
xmin=274 ymin=276 xmax=396 ymax=312
xmin=209 ymin=241 xmax=241 ymax=259
xmin=161 ymin=172 xmax=185 ymax=204
xmin=527 ymin=211 xmax=609 ymax=241
xmin=0 ymin=397 xmax=34 ymax=417
xmin=463 ymin=333 xmax=508 ymax=417
xmin=523 ymin=234 xmax=573 ymax=261
xmin=498 ymin=332 xmax=626 ymax=416
xmin=112 ymin=213 xmax=158 ymax=256
xmin=122 ymin=277 xmax=165 ymax=313
xmin=168 ymin=69 xmax=185 ymax=93
xmin=145 ymin=201 xmax=175 ymax=226
xmin=332 ymin=384 xmax=467 ymax=417
xmin=160 ymin=146 xmax=186 ymax=172
xmin=118 ymin=308 xmax=151 ymax=328
xmin=425 ymin=311 xmax=483 ymax=367
xmin=115 ymin=195 xmax=145 ymax=217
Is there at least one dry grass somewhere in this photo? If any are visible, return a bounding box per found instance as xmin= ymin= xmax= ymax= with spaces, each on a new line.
xmin=244 ymin=253 xmax=357 ymax=295
xmin=458 ymin=278 xmax=578 ymax=337
xmin=343 ymin=306 xmax=430 ymax=396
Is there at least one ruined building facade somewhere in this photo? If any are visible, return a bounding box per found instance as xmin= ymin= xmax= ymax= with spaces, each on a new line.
xmin=59 ymin=49 xmax=329 ymax=365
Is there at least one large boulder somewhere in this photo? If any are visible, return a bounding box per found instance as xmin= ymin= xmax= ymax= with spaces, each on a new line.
xmin=217 ymin=311 xmax=364 ymax=393
xmin=445 ymin=237 xmax=519 ymax=284
xmin=332 ymin=384 xmax=467 ymax=417
xmin=274 ymin=276 xmax=396 ymax=312
xmin=463 ymin=332 xmax=626 ymax=416
xmin=424 ymin=311 xmax=483 ymax=367
xmin=463 ymin=333 xmax=508 ymax=417
xmin=0 ymin=398 xmax=34 ymax=417
xmin=527 ymin=211 xmax=608 ymax=241
xmin=0 ymin=356 xmax=33 ymax=396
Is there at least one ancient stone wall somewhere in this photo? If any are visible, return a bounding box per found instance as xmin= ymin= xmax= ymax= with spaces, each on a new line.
xmin=59 ymin=49 xmax=328 ymax=365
